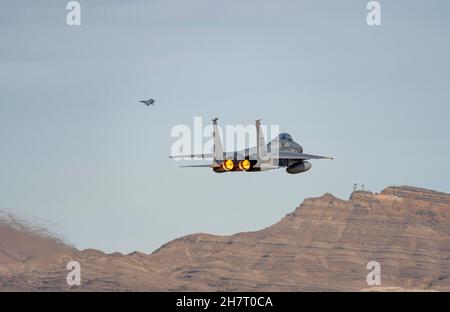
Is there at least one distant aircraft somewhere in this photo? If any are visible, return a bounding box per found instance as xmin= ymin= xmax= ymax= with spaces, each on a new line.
xmin=170 ymin=118 xmax=333 ymax=174
xmin=140 ymin=98 xmax=155 ymax=106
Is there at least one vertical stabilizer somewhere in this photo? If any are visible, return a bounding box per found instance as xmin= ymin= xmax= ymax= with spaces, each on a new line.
xmin=255 ymin=119 xmax=269 ymax=166
xmin=212 ymin=118 xmax=224 ymax=161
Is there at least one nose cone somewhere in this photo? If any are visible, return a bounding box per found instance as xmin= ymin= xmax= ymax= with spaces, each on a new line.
xmin=304 ymin=161 xmax=312 ymax=171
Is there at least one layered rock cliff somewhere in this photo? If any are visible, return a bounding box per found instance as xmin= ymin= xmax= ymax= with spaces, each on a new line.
xmin=1 ymin=186 xmax=449 ymax=291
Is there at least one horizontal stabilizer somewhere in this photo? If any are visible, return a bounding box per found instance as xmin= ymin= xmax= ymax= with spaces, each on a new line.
xmin=179 ymin=164 xmax=214 ymax=168
xmin=170 ymin=153 xmax=214 ymax=159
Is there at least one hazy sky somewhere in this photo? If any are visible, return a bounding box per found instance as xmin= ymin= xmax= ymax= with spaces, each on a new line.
xmin=1 ymin=0 xmax=449 ymax=253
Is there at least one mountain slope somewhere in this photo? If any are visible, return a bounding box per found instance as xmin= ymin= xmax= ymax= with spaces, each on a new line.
xmin=1 ymin=186 xmax=449 ymax=291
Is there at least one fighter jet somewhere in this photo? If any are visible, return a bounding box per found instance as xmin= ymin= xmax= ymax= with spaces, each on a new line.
xmin=170 ymin=118 xmax=333 ymax=174
xmin=140 ymin=98 xmax=155 ymax=106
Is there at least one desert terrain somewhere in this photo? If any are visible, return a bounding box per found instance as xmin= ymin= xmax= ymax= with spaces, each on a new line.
xmin=1 ymin=186 xmax=449 ymax=291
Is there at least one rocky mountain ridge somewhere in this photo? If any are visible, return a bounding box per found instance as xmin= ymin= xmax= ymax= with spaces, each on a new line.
xmin=1 ymin=185 xmax=449 ymax=291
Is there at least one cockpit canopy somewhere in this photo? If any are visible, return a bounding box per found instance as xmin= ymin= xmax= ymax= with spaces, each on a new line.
xmin=278 ymin=133 xmax=293 ymax=141
xmin=268 ymin=132 xmax=302 ymax=153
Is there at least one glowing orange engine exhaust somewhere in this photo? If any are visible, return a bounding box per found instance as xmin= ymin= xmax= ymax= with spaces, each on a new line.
xmin=238 ymin=159 xmax=251 ymax=171
xmin=222 ymin=159 xmax=235 ymax=171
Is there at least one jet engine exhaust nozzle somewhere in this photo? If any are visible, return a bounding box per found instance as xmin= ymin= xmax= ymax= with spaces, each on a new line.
xmin=222 ymin=159 xmax=235 ymax=171
xmin=238 ymin=159 xmax=251 ymax=171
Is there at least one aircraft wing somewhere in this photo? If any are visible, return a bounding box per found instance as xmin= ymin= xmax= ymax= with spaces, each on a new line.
xmin=273 ymin=151 xmax=333 ymax=160
xmin=169 ymin=153 xmax=214 ymax=159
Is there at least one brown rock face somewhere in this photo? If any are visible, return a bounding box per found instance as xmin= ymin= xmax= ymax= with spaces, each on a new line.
xmin=1 ymin=186 xmax=450 ymax=291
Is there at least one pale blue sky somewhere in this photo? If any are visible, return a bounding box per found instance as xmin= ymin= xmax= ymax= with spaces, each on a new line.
xmin=1 ymin=0 xmax=449 ymax=253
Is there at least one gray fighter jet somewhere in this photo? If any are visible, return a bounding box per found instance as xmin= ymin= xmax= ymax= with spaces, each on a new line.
xmin=140 ymin=98 xmax=155 ymax=106
xmin=170 ymin=118 xmax=332 ymax=174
